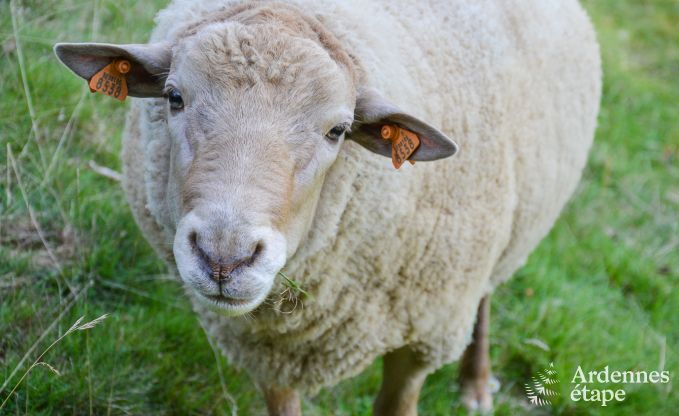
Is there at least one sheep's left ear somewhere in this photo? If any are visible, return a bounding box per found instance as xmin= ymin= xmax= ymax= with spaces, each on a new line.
xmin=348 ymin=87 xmax=458 ymax=161
xmin=54 ymin=42 xmax=171 ymax=97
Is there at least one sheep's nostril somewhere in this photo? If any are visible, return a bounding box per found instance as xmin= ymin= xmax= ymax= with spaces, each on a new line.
xmin=249 ymin=241 xmax=264 ymax=266
xmin=189 ymin=231 xmax=198 ymax=249
xmin=217 ymin=241 xmax=263 ymax=278
xmin=189 ymin=231 xmax=216 ymax=278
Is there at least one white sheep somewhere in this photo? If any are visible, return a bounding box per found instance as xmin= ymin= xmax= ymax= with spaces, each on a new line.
xmin=55 ymin=0 xmax=601 ymax=414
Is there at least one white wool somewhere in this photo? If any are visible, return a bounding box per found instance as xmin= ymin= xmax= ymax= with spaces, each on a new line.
xmin=122 ymin=0 xmax=601 ymax=393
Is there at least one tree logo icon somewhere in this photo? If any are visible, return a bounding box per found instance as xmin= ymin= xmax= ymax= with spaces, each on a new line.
xmin=525 ymin=362 xmax=560 ymax=406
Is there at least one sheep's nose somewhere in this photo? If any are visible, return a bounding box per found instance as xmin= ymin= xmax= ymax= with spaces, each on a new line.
xmin=189 ymin=232 xmax=263 ymax=282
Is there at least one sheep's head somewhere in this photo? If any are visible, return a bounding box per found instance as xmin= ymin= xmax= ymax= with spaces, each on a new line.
xmin=55 ymin=9 xmax=457 ymax=315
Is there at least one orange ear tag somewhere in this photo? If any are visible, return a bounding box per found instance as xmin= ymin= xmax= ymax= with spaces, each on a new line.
xmin=380 ymin=124 xmax=420 ymax=169
xmin=88 ymin=59 xmax=130 ymax=101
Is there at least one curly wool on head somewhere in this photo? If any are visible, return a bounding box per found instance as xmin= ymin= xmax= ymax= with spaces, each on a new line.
xmin=179 ymin=24 xmax=308 ymax=88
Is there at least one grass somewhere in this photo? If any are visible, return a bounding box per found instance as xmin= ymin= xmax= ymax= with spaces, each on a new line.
xmin=0 ymin=0 xmax=677 ymax=414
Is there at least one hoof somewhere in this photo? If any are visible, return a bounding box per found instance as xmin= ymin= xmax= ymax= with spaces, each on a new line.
xmin=460 ymin=375 xmax=499 ymax=414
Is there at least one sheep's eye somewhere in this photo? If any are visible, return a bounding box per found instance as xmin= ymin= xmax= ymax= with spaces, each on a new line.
xmin=326 ymin=124 xmax=348 ymax=141
xmin=168 ymin=90 xmax=184 ymax=111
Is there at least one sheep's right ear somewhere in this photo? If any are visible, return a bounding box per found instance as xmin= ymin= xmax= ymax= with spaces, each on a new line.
xmin=348 ymin=87 xmax=458 ymax=161
xmin=54 ymin=42 xmax=171 ymax=97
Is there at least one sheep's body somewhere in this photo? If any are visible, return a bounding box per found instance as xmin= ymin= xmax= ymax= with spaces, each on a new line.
xmin=122 ymin=0 xmax=600 ymax=392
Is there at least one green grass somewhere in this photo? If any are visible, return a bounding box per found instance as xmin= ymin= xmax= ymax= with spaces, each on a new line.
xmin=1 ymin=0 xmax=677 ymax=414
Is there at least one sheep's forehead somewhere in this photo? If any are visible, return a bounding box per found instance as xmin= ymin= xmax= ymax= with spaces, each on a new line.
xmin=173 ymin=22 xmax=353 ymax=112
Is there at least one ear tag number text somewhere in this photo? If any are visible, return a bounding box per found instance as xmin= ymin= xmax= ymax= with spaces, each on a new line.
xmin=380 ymin=124 xmax=420 ymax=169
xmin=88 ymin=59 xmax=130 ymax=101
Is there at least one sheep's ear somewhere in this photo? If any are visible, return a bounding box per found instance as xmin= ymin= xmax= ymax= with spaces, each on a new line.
xmin=54 ymin=42 xmax=171 ymax=97
xmin=348 ymin=87 xmax=458 ymax=161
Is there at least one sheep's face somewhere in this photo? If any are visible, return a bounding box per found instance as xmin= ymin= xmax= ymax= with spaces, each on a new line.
xmin=160 ymin=23 xmax=356 ymax=314
xmin=54 ymin=11 xmax=457 ymax=316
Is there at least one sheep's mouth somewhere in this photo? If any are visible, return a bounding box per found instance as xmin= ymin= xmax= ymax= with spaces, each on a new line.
xmin=190 ymin=285 xmax=270 ymax=315
xmin=204 ymin=294 xmax=253 ymax=306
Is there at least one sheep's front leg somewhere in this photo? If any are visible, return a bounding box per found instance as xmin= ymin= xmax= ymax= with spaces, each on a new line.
xmin=459 ymin=294 xmax=498 ymax=413
xmin=261 ymin=385 xmax=301 ymax=416
xmin=373 ymin=346 xmax=432 ymax=416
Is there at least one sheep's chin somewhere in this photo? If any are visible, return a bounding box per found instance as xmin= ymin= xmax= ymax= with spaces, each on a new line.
xmin=194 ymin=290 xmax=269 ymax=316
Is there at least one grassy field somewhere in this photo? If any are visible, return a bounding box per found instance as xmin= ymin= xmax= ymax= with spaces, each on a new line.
xmin=1 ymin=0 xmax=677 ymax=414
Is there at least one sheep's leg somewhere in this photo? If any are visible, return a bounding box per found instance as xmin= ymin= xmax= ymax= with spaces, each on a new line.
xmin=373 ymin=346 xmax=432 ymax=416
xmin=261 ymin=385 xmax=301 ymax=416
xmin=459 ymin=294 xmax=498 ymax=413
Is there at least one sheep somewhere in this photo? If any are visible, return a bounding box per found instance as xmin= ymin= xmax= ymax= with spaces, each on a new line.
xmin=54 ymin=0 xmax=601 ymax=414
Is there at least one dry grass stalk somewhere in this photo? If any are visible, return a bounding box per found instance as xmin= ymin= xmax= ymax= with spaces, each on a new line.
xmin=0 ymin=281 xmax=92 ymax=397
xmin=0 ymin=313 xmax=109 ymax=410
xmin=88 ymin=160 xmax=123 ymax=182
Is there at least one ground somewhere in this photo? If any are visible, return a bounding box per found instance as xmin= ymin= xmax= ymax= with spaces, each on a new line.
xmin=0 ymin=0 xmax=677 ymax=414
